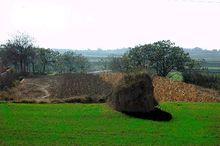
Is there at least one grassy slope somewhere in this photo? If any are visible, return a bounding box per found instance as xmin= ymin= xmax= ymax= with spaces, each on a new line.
xmin=0 ymin=103 xmax=219 ymax=145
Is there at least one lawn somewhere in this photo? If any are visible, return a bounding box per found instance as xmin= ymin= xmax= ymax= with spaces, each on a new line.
xmin=0 ymin=103 xmax=219 ymax=145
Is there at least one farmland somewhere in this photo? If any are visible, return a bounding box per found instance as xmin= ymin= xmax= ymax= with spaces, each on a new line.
xmin=0 ymin=103 xmax=219 ymax=145
xmin=203 ymin=61 xmax=220 ymax=73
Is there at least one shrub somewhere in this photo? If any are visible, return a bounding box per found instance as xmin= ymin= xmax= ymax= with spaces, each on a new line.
xmin=0 ymin=91 xmax=14 ymax=101
xmin=167 ymin=71 xmax=183 ymax=82
xmin=108 ymin=73 xmax=158 ymax=113
xmin=50 ymin=98 xmax=65 ymax=104
xmin=13 ymin=99 xmax=38 ymax=104
xmin=38 ymin=100 xmax=49 ymax=104
xmin=0 ymin=72 xmax=19 ymax=90
xmin=183 ymin=70 xmax=220 ymax=90
xmin=63 ymin=96 xmax=94 ymax=103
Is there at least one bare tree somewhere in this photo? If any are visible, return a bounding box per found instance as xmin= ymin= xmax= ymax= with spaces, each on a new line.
xmin=2 ymin=32 xmax=35 ymax=74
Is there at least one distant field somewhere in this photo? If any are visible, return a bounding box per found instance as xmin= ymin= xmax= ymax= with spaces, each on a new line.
xmin=202 ymin=61 xmax=220 ymax=73
xmin=207 ymin=67 xmax=220 ymax=70
xmin=0 ymin=103 xmax=219 ymax=145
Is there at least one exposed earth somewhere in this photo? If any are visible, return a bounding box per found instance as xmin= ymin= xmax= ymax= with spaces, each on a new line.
xmin=3 ymin=73 xmax=219 ymax=102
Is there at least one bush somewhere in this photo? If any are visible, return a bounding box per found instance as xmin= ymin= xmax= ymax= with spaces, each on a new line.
xmin=50 ymin=98 xmax=65 ymax=104
xmin=63 ymin=96 xmax=94 ymax=103
xmin=13 ymin=99 xmax=38 ymax=104
xmin=182 ymin=70 xmax=220 ymax=90
xmin=108 ymin=73 xmax=158 ymax=113
xmin=0 ymin=91 xmax=14 ymax=101
xmin=167 ymin=71 xmax=183 ymax=82
xmin=0 ymin=72 xmax=19 ymax=90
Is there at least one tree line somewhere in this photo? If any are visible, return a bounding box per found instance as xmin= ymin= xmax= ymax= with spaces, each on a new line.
xmin=0 ymin=33 xmax=219 ymax=90
xmin=102 ymin=40 xmax=198 ymax=76
xmin=0 ymin=33 xmax=89 ymax=74
xmin=0 ymin=33 xmax=199 ymax=77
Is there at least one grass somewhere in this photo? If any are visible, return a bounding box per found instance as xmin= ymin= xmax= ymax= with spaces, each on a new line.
xmin=167 ymin=71 xmax=184 ymax=81
xmin=0 ymin=102 xmax=219 ymax=145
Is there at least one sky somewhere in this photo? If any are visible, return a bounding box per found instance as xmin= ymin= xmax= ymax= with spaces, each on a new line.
xmin=0 ymin=0 xmax=220 ymax=50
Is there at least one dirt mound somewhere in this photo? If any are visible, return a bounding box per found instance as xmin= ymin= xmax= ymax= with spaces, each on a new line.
xmin=0 ymin=74 xmax=113 ymax=102
xmin=1 ymin=73 xmax=219 ymax=103
xmin=153 ymin=76 xmax=220 ymax=102
xmin=100 ymin=72 xmax=125 ymax=87
xmin=108 ymin=73 xmax=158 ymax=113
xmin=0 ymin=75 xmax=60 ymax=100
xmin=54 ymin=74 xmax=112 ymax=99
xmin=101 ymin=73 xmax=220 ymax=102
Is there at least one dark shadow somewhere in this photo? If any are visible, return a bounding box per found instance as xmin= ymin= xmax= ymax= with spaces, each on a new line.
xmin=122 ymin=108 xmax=172 ymax=121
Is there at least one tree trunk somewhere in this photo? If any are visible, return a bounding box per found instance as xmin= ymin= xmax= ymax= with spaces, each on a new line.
xmin=32 ymin=62 xmax=35 ymax=74
xmin=20 ymin=59 xmax=23 ymax=73
xmin=42 ymin=64 xmax=46 ymax=74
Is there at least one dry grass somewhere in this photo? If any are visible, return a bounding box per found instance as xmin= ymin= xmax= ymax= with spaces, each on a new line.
xmin=153 ymin=76 xmax=220 ymax=102
xmin=54 ymin=74 xmax=112 ymax=99
xmin=100 ymin=72 xmax=125 ymax=87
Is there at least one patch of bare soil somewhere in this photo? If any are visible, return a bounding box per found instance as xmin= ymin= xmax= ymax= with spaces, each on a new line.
xmin=7 ymin=75 xmax=60 ymax=99
xmin=1 ymin=73 xmax=219 ymax=103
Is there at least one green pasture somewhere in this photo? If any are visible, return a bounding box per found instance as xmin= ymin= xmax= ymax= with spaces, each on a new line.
xmin=0 ymin=103 xmax=219 ymax=145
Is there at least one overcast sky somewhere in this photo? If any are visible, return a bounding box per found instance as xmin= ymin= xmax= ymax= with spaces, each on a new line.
xmin=0 ymin=0 xmax=220 ymax=50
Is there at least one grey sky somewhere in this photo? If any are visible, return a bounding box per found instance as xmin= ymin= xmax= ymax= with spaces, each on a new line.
xmin=0 ymin=0 xmax=220 ymax=50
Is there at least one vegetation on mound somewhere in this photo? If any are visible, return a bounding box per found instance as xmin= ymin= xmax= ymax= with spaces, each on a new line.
xmin=1 ymin=73 xmax=219 ymax=103
xmin=167 ymin=71 xmax=184 ymax=82
xmin=183 ymin=70 xmax=220 ymax=91
xmin=0 ymin=103 xmax=219 ymax=145
xmin=102 ymin=73 xmax=220 ymax=102
xmin=55 ymin=73 xmax=112 ymax=99
xmin=108 ymin=73 xmax=158 ymax=113
xmin=153 ymin=76 xmax=220 ymax=102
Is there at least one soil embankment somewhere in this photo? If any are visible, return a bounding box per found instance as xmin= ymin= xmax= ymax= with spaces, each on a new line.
xmin=1 ymin=73 xmax=219 ymax=102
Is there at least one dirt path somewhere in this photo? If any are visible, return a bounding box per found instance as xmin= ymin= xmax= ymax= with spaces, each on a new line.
xmin=25 ymin=83 xmax=50 ymax=98
xmin=15 ymin=76 xmax=58 ymax=99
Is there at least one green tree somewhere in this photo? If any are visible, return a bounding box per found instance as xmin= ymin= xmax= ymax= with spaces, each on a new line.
xmin=108 ymin=55 xmax=130 ymax=72
xmin=148 ymin=40 xmax=191 ymax=76
xmin=98 ymin=58 xmax=110 ymax=70
xmin=62 ymin=51 xmax=89 ymax=73
xmin=36 ymin=48 xmax=56 ymax=74
xmin=126 ymin=40 xmax=192 ymax=76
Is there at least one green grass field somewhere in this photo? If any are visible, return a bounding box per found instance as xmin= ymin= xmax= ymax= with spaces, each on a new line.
xmin=0 ymin=103 xmax=219 ymax=145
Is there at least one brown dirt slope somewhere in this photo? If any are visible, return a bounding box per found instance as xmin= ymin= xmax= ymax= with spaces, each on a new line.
xmin=1 ymin=73 xmax=219 ymax=102
xmin=101 ymin=73 xmax=220 ymax=102
xmin=1 ymin=75 xmax=60 ymax=100
xmin=153 ymin=76 xmax=220 ymax=102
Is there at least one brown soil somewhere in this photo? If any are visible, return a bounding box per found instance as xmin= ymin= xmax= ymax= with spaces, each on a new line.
xmin=1 ymin=73 xmax=219 ymax=102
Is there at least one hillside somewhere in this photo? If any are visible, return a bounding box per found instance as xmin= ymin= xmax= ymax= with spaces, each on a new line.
xmin=2 ymin=74 xmax=219 ymax=103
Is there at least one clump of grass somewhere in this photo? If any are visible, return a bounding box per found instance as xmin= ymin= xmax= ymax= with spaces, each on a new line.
xmin=50 ymin=98 xmax=65 ymax=104
xmin=183 ymin=70 xmax=220 ymax=91
xmin=167 ymin=71 xmax=183 ymax=81
xmin=63 ymin=96 xmax=94 ymax=103
xmin=108 ymin=72 xmax=158 ymax=113
xmin=13 ymin=99 xmax=38 ymax=104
